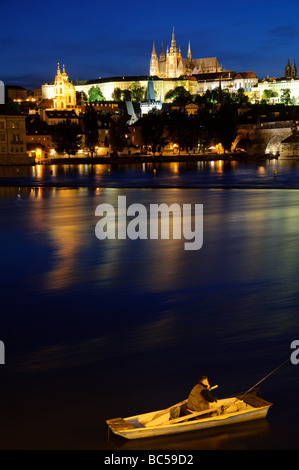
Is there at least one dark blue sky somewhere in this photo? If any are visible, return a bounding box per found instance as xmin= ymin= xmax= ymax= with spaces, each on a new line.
xmin=2 ymin=0 xmax=299 ymax=90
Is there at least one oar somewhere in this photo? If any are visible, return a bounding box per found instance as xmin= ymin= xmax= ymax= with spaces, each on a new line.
xmin=166 ymin=403 xmax=224 ymax=426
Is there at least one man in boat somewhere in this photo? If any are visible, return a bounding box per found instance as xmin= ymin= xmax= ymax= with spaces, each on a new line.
xmin=187 ymin=376 xmax=218 ymax=413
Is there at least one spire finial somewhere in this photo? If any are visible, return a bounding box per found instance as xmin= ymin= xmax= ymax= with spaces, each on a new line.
xmin=188 ymin=41 xmax=191 ymax=61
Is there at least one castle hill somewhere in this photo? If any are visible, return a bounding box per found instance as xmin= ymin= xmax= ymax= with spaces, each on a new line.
xmin=2 ymin=28 xmax=299 ymax=166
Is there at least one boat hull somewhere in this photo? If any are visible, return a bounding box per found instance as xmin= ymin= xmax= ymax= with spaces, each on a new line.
xmin=107 ymin=394 xmax=272 ymax=440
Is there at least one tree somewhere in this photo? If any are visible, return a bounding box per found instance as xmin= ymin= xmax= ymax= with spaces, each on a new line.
xmin=261 ymin=89 xmax=278 ymax=103
xmin=213 ymin=105 xmax=238 ymax=152
xmin=141 ymin=109 xmax=168 ymax=154
xmin=81 ymin=106 xmax=99 ymax=157
xmin=109 ymin=115 xmax=128 ymax=154
xmin=76 ymin=90 xmax=88 ymax=105
xmin=165 ymin=86 xmax=191 ymax=105
xmin=281 ymin=88 xmax=291 ymax=105
xmin=111 ymin=87 xmax=122 ymax=101
xmin=88 ymin=86 xmax=105 ymax=102
xmin=130 ymin=82 xmax=145 ymax=102
xmin=166 ymin=111 xmax=198 ymax=155
xmin=52 ymin=119 xmax=82 ymax=158
xmin=122 ymin=89 xmax=131 ymax=101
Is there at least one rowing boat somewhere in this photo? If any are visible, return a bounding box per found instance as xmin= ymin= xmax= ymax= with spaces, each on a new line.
xmin=106 ymin=393 xmax=272 ymax=440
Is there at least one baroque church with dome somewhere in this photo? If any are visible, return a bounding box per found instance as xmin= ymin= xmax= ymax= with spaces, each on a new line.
xmin=149 ymin=28 xmax=222 ymax=78
xmin=53 ymin=63 xmax=76 ymax=109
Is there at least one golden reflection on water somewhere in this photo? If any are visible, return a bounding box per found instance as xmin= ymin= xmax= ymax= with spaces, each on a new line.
xmin=2 ymin=185 xmax=299 ymax=304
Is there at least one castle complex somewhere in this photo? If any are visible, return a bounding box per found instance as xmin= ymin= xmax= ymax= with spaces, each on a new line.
xmin=39 ymin=30 xmax=299 ymax=108
xmin=149 ymin=28 xmax=222 ymax=78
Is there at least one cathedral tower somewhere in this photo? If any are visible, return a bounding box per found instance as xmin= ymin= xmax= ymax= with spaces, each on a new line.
xmin=292 ymin=60 xmax=297 ymax=78
xmin=285 ymin=59 xmax=291 ymax=78
xmin=165 ymin=27 xmax=183 ymax=78
xmin=149 ymin=42 xmax=159 ymax=76
xmin=149 ymin=28 xmax=222 ymax=78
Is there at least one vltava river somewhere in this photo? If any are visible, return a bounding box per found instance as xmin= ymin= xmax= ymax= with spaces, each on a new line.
xmin=0 ymin=160 xmax=298 ymax=449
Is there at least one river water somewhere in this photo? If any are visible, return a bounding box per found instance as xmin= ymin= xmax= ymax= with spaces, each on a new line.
xmin=0 ymin=159 xmax=298 ymax=450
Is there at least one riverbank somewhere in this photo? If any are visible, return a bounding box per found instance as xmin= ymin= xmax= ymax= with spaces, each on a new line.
xmin=39 ymin=152 xmax=271 ymax=165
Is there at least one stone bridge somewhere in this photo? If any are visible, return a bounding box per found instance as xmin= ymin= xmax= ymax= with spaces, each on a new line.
xmin=234 ymin=120 xmax=296 ymax=156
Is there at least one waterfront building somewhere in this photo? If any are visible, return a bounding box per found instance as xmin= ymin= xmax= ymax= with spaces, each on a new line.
xmin=26 ymin=113 xmax=54 ymax=160
xmin=0 ymin=104 xmax=30 ymax=165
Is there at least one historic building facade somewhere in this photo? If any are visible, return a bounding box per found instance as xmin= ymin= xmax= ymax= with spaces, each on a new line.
xmin=0 ymin=104 xmax=29 ymax=165
xmin=253 ymin=60 xmax=299 ymax=104
xmin=149 ymin=28 xmax=222 ymax=78
xmin=53 ymin=63 xmax=76 ymax=110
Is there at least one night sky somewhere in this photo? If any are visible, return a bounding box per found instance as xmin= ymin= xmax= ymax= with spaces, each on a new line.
xmin=2 ymin=0 xmax=299 ymax=90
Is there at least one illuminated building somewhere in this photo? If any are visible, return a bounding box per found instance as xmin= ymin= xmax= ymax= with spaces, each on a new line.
xmin=0 ymin=104 xmax=30 ymax=165
xmin=43 ymin=110 xmax=79 ymax=126
xmin=150 ymin=28 xmax=222 ymax=78
xmin=196 ymin=71 xmax=258 ymax=96
xmin=53 ymin=63 xmax=76 ymax=110
xmin=26 ymin=113 xmax=54 ymax=161
xmin=140 ymin=80 xmax=162 ymax=115
xmin=253 ymin=60 xmax=299 ymax=104
xmin=42 ymin=74 xmax=198 ymax=104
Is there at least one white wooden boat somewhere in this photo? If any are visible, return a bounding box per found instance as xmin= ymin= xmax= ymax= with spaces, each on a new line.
xmin=106 ymin=393 xmax=272 ymax=440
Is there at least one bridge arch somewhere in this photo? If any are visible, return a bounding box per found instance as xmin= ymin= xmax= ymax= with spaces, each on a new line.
xmin=265 ymin=134 xmax=291 ymax=155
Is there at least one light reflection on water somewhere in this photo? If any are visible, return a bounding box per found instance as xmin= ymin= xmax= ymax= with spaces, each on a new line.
xmin=0 ymin=184 xmax=299 ymax=449
xmin=1 ymin=158 xmax=299 ymax=189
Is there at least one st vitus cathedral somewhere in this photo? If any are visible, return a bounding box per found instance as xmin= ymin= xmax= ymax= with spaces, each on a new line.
xmin=150 ymin=28 xmax=222 ymax=78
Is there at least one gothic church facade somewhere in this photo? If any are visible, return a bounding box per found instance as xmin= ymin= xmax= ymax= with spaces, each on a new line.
xmin=150 ymin=28 xmax=222 ymax=78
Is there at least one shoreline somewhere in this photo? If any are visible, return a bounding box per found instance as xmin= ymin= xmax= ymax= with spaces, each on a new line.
xmin=0 ymin=153 xmax=288 ymax=168
xmin=39 ymin=153 xmax=270 ymax=165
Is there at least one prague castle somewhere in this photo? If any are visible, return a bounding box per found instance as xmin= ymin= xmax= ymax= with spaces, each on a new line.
xmin=149 ymin=28 xmax=222 ymax=78
xmin=41 ymin=28 xmax=259 ymax=106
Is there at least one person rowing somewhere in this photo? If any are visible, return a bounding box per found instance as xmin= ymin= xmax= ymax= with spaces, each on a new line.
xmin=187 ymin=376 xmax=218 ymax=413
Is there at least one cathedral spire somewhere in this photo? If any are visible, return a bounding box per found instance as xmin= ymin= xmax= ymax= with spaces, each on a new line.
xmin=187 ymin=41 xmax=191 ymax=61
xmin=149 ymin=41 xmax=159 ymax=76
xmin=292 ymin=60 xmax=297 ymax=78
xmin=285 ymin=58 xmax=291 ymax=78
xmin=170 ymin=27 xmax=177 ymax=53
xmin=159 ymin=43 xmax=165 ymax=62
